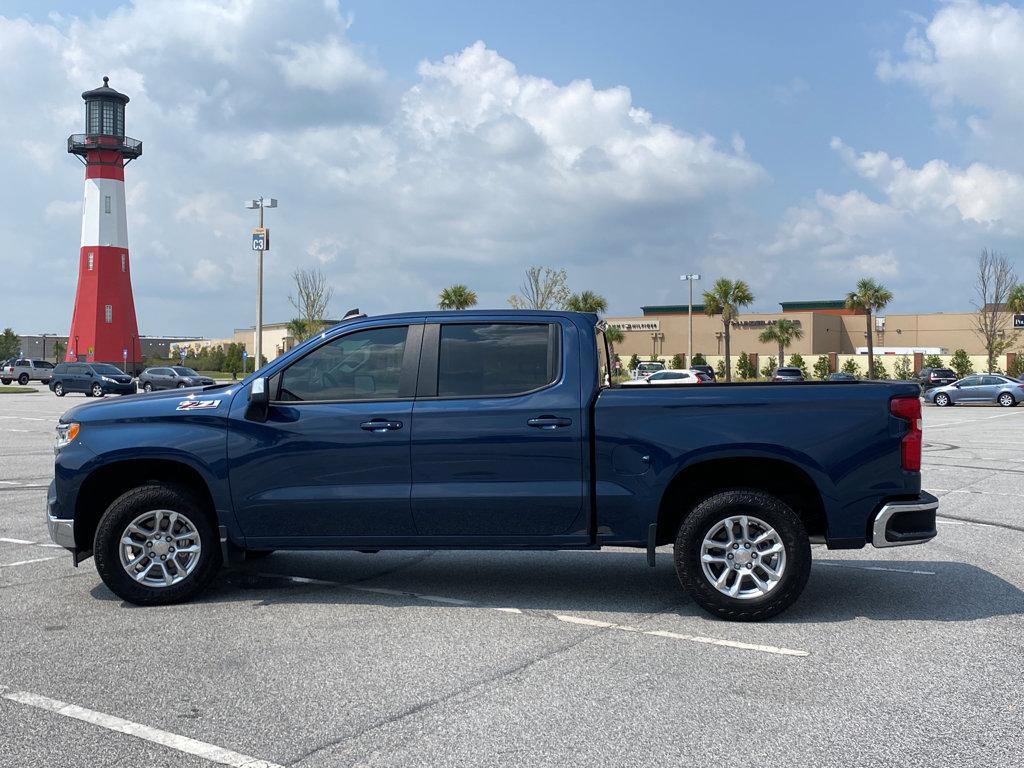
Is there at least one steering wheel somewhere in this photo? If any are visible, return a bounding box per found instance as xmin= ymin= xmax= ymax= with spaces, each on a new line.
xmin=336 ymin=346 xmax=370 ymax=375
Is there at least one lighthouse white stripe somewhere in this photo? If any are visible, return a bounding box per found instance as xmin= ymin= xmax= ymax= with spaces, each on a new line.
xmin=81 ymin=176 xmax=128 ymax=249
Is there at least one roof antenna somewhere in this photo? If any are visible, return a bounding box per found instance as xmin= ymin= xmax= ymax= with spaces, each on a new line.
xmin=342 ymin=308 xmax=365 ymax=320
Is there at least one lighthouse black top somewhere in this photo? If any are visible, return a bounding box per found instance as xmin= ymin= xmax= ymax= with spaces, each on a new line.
xmin=68 ymin=77 xmax=142 ymax=160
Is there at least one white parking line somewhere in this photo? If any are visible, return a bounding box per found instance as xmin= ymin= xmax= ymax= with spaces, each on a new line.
xmin=0 ymin=537 xmax=35 ymax=545
xmin=1 ymin=689 xmax=280 ymax=768
xmin=256 ymin=572 xmax=810 ymax=658
xmin=816 ymin=561 xmax=935 ymax=576
xmin=0 ymin=556 xmax=60 ymax=568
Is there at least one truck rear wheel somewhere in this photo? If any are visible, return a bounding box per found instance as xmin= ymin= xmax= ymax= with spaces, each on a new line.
xmin=674 ymin=488 xmax=811 ymax=621
xmin=93 ymin=482 xmax=222 ymax=605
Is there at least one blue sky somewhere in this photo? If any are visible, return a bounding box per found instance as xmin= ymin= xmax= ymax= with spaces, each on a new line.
xmin=2 ymin=1 xmax=1024 ymax=334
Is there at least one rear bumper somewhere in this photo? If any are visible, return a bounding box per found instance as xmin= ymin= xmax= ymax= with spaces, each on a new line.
xmin=871 ymin=492 xmax=938 ymax=548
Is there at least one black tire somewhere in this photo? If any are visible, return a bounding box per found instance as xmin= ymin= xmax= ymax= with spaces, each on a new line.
xmin=0 ymin=379 xmax=10 ymax=385
xmin=93 ymin=482 xmax=222 ymax=605
xmin=53 ymin=382 xmax=65 ymax=397
xmin=177 ymin=382 xmax=187 ymax=389
xmin=674 ymin=488 xmax=811 ymax=621
xmin=934 ymin=392 xmax=951 ymax=407
xmin=18 ymin=373 xmax=29 ymax=385
xmin=998 ymin=392 xmax=1015 ymax=407
xmin=91 ymin=383 xmax=104 ymax=398
xmin=143 ymin=382 xmax=153 ymax=392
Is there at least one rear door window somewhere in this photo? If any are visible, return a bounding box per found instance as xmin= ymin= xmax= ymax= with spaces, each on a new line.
xmin=436 ymin=323 xmax=558 ymax=398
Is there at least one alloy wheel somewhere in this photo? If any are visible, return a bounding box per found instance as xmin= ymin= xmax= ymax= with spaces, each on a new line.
xmin=118 ymin=509 xmax=202 ymax=588
xmin=700 ymin=514 xmax=787 ymax=599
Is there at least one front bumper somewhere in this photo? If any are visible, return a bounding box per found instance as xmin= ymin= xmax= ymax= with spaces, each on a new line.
xmin=47 ymin=481 xmax=75 ymax=548
xmin=871 ymin=492 xmax=938 ymax=548
xmin=103 ymin=383 xmax=137 ymax=395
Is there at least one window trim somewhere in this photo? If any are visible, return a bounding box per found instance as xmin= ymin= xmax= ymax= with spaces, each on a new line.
xmin=270 ymin=323 xmax=421 ymax=405
xmin=417 ymin=321 xmax=563 ymax=401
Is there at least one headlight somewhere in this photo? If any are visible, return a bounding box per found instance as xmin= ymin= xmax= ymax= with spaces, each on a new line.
xmin=102 ymin=376 xmax=117 ymax=383
xmin=55 ymin=422 xmax=80 ymax=452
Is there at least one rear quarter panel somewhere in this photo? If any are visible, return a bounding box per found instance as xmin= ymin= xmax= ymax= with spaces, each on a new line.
xmin=594 ymin=382 xmax=922 ymax=545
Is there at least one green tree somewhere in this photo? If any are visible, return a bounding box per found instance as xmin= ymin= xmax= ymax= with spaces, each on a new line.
xmin=894 ymin=355 xmax=913 ymax=381
xmin=923 ymin=354 xmax=943 ymax=369
xmin=1009 ymin=354 xmax=1024 ymax=379
xmin=627 ymin=353 xmax=641 ymax=373
xmin=1009 ymin=283 xmax=1024 ymax=314
xmin=565 ymin=290 xmax=608 ymax=314
xmin=760 ymin=355 xmax=777 ymax=380
xmin=873 ymin=358 xmax=890 ymax=380
xmin=715 ymin=359 xmax=726 ymax=379
xmin=287 ymin=318 xmax=310 ymax=345
xmin=509 ymin=266 xmax=570 ymax=309
xmin=691 ymin=353 xmax=707 ymax=365
xmin=758 ymin=318 xmax=804 ymax=365
xmin=845 ymin=277 xmax=893 ymax=379
xmin=604 ymin=326 xmax=624 ymax=358
xmin=813 ymin=355 xmax=831 ymax=380
xmin=703 ymin=278 xmax=754 ymax=382
xmin=438 ymin=284 xmax=478 ymax=310
xmin=736 ymin=352 xmax=756 ymax=380
xmin=950 ymin=349 xmax=974 ymax=379
xmin=52 ymin=339 xmax=66 ymax=363
xmin=788 ymin=354 xmax=809 ymax=379
xmin=670 ymin=353 xmax=684 ymax=369
xmin=841 ymin=358 xmax=862 ymax=377
xmin=0 ymin=328 xmax=19 ymax=360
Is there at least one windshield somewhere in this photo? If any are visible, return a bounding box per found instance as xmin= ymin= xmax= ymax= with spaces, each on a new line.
xmin=93 ymin=364 xmax=125 ymax=375
xmin=173 ymin=367 xmax=199 ymax=376
xmin=933 ymin=369 xmax=955 ymax=377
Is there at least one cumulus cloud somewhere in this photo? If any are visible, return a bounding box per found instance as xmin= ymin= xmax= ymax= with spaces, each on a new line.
xmin=0 ymin=5 xmax=764 ymax=334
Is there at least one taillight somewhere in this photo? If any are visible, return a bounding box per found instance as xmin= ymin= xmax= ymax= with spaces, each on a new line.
xmin=890 ymin=396 xmax=922 ymax=472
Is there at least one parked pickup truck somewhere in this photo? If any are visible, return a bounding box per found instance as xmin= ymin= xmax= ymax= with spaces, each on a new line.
xmin=48 ymin=310 xmax=937 ymax=620
xmin=2 ymin=358 xmax=55 ymax=385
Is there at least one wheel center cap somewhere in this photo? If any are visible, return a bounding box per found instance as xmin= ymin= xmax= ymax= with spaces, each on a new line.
xmin=734 ymin=549 xmax=752 ymax=566
xmin=152 ymin=540 xmax=170 ymax=556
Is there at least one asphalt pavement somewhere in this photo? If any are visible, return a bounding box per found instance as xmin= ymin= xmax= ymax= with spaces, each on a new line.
xmin=0 ymin=387 xmax=1021 ymax=767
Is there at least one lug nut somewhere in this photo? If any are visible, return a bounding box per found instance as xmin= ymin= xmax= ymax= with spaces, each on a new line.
xmin=160 ymin=555 xmax=167 ymax=561
xmin=746 ymin=563 xmax=753 ymax=569
xmin=744 ymin=543 xmax=750 ymax=549
xmin=148 ymin=551 xmax=154 ymax=557
xmin=732 ymin=543 xmax=739 ymax=549
xmin=168 ymin=547 xmax=175 ymax=553
xmin=145 ymin=541 xmax=151 ymax=547
xmin=751 ymin=552 xmax=757 ymax=559
xmin=166 ymin=536 xmax=172 ymax=542
xmin=727 ymin=553 xmax=734 ymax=560
xmin=734 ymin=564 xmax=740 ymax=570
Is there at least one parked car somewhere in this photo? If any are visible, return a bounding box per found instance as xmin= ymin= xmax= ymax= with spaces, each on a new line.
xmin=772 ymin=366 xmax=804 ymax=382
xmin=632 ymin=361 xmax=666 ymax=379
xmin=916 ymin=367 xmax=957 ymax=391
xmin=138 ymin=366 xmax=216 ymax=392
xmin=48 ymin=362 xmax=137 ymax=397
xmin=927 ymin=374 xmax=1024 ymax=407
xmin=828 ymin=372 xmax=857 ymax=381
xmin=690 ymin=363 xmax=716 ymax=382
xmin=48 ymin=310 xmax=936 ymax=621
xmin=1 ymin=358 xmax=55 ymax=385
xmin=620 ymin=369 xmax=707 ymax=386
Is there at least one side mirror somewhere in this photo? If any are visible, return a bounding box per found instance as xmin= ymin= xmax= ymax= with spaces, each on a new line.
xmin=245 ymin=376 xmax=270 ymax=422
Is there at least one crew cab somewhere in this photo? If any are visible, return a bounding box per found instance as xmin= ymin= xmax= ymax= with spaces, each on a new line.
xmin=48 ymin=310 xmax=937 ymax=621
xmin=2 ymin=358 xmax=55 ymax=385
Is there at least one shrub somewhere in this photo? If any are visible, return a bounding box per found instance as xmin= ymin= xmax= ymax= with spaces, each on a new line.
xmin=1009 ymin=354 xmax=1024 ymax=379
xmin=894 ymin=355 xmax=913 ymax=381
xmin=715 ymin=359 xmax=727 ymax=379
xmin=950 ymin=349 xmax=974 ymax=379
xmin=813 ymin=355 xmax=831 ymax=380
xmin=788 ymin=354 xmax=809 ymax=379
xmin=923 ymin=354 xmax=943 ymax=369
xmin=628 ymin=353 xmax=640 ymax=372
xmin=841 ymin=358 xmax=862 ymax=377
xmin=691 ymin=353 xmax=707 ymax=365
xmin=760 ymin=356 xmax=777 ymax=380
xmin=736 ymin=352 xmax=757 ymax=380
xmin=670 ymin=354 xmax=684 ymax=369
xmin=873 ymin=358 xmax=889 ymax=380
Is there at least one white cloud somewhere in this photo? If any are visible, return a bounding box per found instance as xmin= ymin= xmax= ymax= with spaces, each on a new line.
xmin=45 ymin=199 xmax=81 ymax=219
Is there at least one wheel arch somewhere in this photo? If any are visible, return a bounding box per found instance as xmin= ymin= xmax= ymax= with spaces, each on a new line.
xmin=655 ymin=456 xmax=828 ymax=547
xmin=74 ymin=458 xmax=219 ymax=552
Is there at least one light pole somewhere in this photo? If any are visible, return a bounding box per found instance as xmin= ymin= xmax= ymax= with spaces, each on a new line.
xmin=680 ymin=273 xmax=701 ymax=367
xmin=245 ymin=196 xmax=277 ymax=371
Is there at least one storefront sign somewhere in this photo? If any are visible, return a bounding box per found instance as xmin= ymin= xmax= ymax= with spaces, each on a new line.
xmin=610 ymin=321 xmax=660 ymax=332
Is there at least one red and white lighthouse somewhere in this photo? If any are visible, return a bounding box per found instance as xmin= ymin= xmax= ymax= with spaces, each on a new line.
xmin=66 ymin=77 xmax=143 ymax=369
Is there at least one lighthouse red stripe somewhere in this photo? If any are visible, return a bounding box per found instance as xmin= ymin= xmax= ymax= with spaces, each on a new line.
xmin=85 ymin=163 xmax=125 ymax=181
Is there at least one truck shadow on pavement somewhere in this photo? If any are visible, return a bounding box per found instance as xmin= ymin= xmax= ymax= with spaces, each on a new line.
xmin=91 ymin=550 xmax=1024 ymax=624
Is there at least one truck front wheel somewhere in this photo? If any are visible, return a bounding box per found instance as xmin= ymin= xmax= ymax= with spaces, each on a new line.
xmin=93 ymin=482 xmax=222 ymax=605
xmin=674 ymin=489 xmax=811 ymax=621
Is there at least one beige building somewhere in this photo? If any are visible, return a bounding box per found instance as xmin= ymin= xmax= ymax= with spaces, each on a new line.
xmin=607 ymin=300 xmax=1023 ymax=362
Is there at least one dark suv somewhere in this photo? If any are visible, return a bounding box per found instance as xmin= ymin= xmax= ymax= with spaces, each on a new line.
xmin=917 ymin=367 xmax=957 ymax=392
xmin=138 ymin=366 xmax=216 ymax=392
xmin=690 ymin=364 xmax=716 ymax=382
xmin=49 ymin=363 xmax=136 ymax=397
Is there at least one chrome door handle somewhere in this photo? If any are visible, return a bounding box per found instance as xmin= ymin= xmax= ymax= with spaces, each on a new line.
xmin=360 ymin=420 xmax=403 ymax=432
xmin=527 ymin=416 xmax=572 ymax=430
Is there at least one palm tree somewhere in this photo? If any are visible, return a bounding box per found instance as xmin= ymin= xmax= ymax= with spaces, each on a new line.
xmin=566 ymin=290 xmax=608 ymax=314
xmin=286 ymin=318 xmax=310 ymax=348
xmin=758 ymin=318 xmax=804 ymax=366
xmin=845 ymin=278 xmax=894 ymax=379
xmin=703 ymin=278 xmax=754 ymax=382
xmin=439 ymin=284 xmax=478 ymax=310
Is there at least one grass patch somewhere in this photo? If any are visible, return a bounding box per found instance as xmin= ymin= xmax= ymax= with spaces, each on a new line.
xmin=0 ymin=386 xmax=38 ymax=394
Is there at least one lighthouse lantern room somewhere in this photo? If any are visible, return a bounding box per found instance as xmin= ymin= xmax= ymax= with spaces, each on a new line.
xmin=66 ymin=77 xmax=143 ymax=370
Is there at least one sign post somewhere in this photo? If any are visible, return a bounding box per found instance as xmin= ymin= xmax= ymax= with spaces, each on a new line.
xmin=122 ymin=348 xmax=128 ymax=369
xmin=242 ymin=349 xmax=249 ymax=373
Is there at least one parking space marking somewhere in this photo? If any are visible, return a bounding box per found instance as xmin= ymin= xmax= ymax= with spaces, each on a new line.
xmin=255 ymin=572 xmax=810 ymax=658
xmin=0 ymin=556 xmax=60 ymax=567
xmin=1 ymin=689 xmax=281 ymax=768
xmin=816 ymin=561 xmax=935 ymax=575
xmin=0 ymin=537 xmax=35 ymax=544
xmin=928 ymin=412 xmax=1023 ymax=429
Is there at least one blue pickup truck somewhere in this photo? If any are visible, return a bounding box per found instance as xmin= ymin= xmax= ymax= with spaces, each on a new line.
xmin=47 ymin=310 xmax=937 ymax=620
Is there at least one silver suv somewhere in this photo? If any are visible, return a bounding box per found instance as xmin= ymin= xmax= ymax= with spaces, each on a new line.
xmin=1 ymin=358 xmax=56 ymax=385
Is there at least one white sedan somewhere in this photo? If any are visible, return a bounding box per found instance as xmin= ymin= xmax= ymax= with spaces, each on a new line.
xmin=620 ymin=369 xmax=708 ymax=386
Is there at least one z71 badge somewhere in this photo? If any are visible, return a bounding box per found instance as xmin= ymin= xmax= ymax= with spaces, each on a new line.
xmin=176 ymin=399 xmax=221 ymax=411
